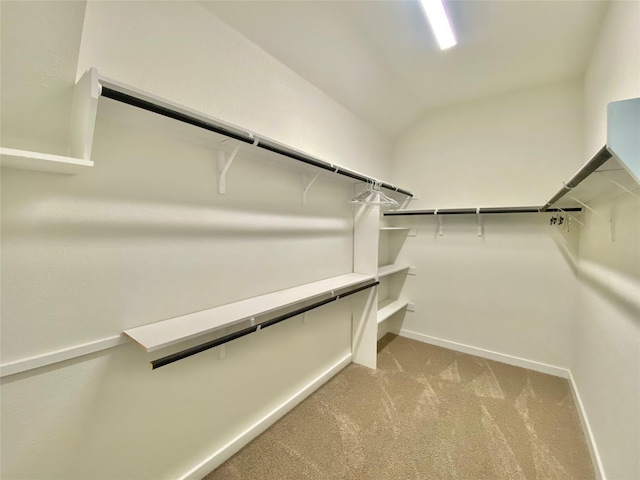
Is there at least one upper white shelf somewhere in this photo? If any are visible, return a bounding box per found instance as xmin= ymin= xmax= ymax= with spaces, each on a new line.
xmin=124 ymin=272 xmax=375 ymax=352
xmin=0 ymin=147 xmax=94 ymax=175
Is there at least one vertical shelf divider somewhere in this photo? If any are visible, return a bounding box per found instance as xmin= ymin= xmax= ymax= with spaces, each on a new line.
xmin=351 ymin=195 xmax=380 ymax=369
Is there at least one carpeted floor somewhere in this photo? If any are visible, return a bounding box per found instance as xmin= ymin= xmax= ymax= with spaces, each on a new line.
xmin=206 ymin=334 xmax=594 ymax=479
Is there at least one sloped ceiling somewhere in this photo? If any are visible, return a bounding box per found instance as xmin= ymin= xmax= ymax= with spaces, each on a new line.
xmin=201 ymin=0 xmax=609 ymax=138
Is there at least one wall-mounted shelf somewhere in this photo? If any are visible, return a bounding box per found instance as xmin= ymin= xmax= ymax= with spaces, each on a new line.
xmin=2 ymin=68 xmax=100 ymax=175
xmin=384 ymin=206 xmax=581 ymax=216
xmin=377 ymin=264 xmax=411 ymax=278
xmin=124 ymin=272 xmax=374 ymax=352
xmin=377 ymin=298 xmax=409 ymax=324
xmin=0 ymin=147 xmax=94 ymax=175
xmin=96 ymin=70 xmax=413 ymax=198
xmin=542 ymin=97 xmax=639 ymax=211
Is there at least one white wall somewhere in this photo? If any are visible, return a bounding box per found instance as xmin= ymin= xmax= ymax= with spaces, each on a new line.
xmin=392 ymin=80 xmax=584 ymax=208
xmin=1 ymin=2 xmax=389 ymax=478
xmin=389 ymin=80 xmax=584 ymax=370
xmin=576 ymin=2 xmax=640 ymax=478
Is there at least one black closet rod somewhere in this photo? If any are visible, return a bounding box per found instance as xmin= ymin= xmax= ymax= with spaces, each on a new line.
xmin=100 ymin=86 xmax=413 ymax=197
xmin=384 ymin=206 xmax=582 ymax=216
xmin=149 ymin=280 xmax=379 ymax=370
xmin=541 ymin=145 xmax=612 ymax=211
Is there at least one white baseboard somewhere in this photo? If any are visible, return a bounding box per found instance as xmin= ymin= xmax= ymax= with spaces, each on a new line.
xmin=179 ymin=353 xmax=352 ymax=480
xmin=399 ymin=329 xmax=569 ymax=378
xmin=399 ymin=329 xmax=606 ymax=479
xmin=567 ymin=371 xmax=607 ymax=480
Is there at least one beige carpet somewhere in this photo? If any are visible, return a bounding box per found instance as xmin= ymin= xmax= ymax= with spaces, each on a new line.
xmin=206 ymin=334 xmax=594 ymax=479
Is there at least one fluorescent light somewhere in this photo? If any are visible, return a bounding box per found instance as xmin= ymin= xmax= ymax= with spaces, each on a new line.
xmin=419 ymin=0 xmax=457 ymax=50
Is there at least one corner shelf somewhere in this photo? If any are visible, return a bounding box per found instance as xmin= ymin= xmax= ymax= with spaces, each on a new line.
xmin=377 ymin=298 xmax=409 ymax=324
xmin=124 ymin=272 xmax=375 ymax=352
xmin=0 ymin=147 xmax=94 ymax=175
xmin=1 ymin=68 xmax=100 ymax=175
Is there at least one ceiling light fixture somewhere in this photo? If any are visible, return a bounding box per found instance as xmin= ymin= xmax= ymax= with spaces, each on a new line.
xmin=418 ymin=0 xmax=457 ymax=50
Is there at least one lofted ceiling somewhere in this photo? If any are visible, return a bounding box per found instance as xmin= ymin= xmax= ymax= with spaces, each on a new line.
xmin=201 ymin=0 xmax=609 ymax=138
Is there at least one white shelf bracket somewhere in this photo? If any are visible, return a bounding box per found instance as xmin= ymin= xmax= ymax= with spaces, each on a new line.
xmin=476 ymin=208 xmax=483 ymax=237
xmin=555 ymin=207 xmax=585 ymax=228
xmin=610 ymin=199 xmax=616 ymax=242
xmin=435 ymin=209 xmax=444 ymax=236
xmin=302 ymin=173 xmax=320 ymax=205
xmin=596 ymin=171 xmax=640 ymax=200
xmin=568 ymin=195 xmax=606 ymax=221
xmin=219 ymin=344 xmax=226 ymax=360
xmin=217 ymin=141 xmax=242 ymax=195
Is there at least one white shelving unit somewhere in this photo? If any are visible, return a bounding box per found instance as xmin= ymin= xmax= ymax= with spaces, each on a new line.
xmin=377 ymin=225 xmax=413 ymax=331
xmin=0 ymin=147 xmax=94 ymax=175
xmin=124 ymin=273 xmax=374 ymax=352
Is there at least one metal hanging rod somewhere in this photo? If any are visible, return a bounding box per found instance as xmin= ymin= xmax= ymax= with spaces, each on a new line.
xmin=541 ymin=145 xmax=612 ymax=211
xmin=149 ymin=280 xmax=379 ymax=370
xmin=99 ymin=86 xmax=413 ymax=197
xmin=384 ymin=206 xmax=582 ymax=216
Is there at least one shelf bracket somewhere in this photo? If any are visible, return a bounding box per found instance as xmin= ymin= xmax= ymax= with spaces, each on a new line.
xmin=596 ymin=171 xmax=640 ymax=200
xmin=610 ymin=199 xmax=616 ymax=242
xmin=567 ymin=195 xmax=606 ymax=221
xmin=476 ymin=208 xmax=483 ymax=237
xmin=302 ymin=173 xmax=320 ymax=205
xmin=435 ymin=209 xmax=444 ymax=236
xmin=217 ymin=140 xmax=242 ymax=195
xmin=555 ymin=206 xmax=585 ymax=228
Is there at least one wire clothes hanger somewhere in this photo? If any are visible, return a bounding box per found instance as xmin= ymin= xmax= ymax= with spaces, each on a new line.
xmin=350 ymin=180 xmax=399 ymax=208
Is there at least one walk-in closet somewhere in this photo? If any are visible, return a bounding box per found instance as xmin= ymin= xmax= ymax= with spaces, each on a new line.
xmin=1 ymin=1 xmax=638 ymax=479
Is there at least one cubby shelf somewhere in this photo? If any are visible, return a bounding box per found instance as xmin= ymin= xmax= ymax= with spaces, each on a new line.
xmin=124 ymin=272 xmax=375 ymax=352
xmin=377 ymin=298 xmax=410 ymax=324
xmin=377 ymin=263 xmax=411 ymax=278
xmin=0 ymin=147 xmax=94 ymax=175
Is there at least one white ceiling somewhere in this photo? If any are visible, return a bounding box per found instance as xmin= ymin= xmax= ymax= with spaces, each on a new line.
xmin=201 ymin=0 xmax=609 ymax=138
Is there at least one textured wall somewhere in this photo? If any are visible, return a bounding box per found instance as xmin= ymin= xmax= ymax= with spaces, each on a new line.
xmin=576 ymin=1 xmax=640 ymax=478
xmin=390 ymin=80 xmax=584 ymax=208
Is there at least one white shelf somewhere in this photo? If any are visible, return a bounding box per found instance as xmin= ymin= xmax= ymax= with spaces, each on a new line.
xmin=124 ymin=272 xmax=375 ymax=352
xmin=379 ymin=227 xmax=410 ymax=231
xmin=377 ymin=264 xmax=411 ymax=278
xmin=377 ymin=298 xmax=409 ymax=324
xmin=0 ymin=147 xmax=94 ymax=175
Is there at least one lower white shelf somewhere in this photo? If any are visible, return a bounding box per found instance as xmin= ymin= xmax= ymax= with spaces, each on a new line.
xmin=0 ymin=147 xmax=94 ymax=175
xmin=377 ymin=298 xmax=410 ymax=324
xmin=125 ymin=272 xmax=375 ymax=352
